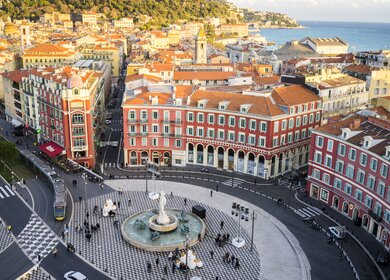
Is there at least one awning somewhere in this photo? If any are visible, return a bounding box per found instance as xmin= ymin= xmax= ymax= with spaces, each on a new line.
xmin=11 ymin=118 xmax=23 ymax=127
xmin=39 ymin=142 xmax=64 ymax=158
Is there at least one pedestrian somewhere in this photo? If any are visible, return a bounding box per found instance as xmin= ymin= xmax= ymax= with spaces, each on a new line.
xmin=210 ymin=250 xmax=214 ymax=259
xmin=52 ymin=247 xmax=58 ymax=257
xmin=86 ymin=211 xmax=89 ymax=219
xmin=61 ymin=231 xmax=65 ymax=240
xmin=220 ymin=220 xmax=224 ymax=230
xmin=231 ymin=255 xmax=236 ymax=266
xmin=147 ymin=261 xmax=152 ymax=273
xmin=118 ymin=201 xmax=121 ymax=209
xmin=210 ymin=190 xmax=213 ymax=197
xmin=168 ymin=251 xmax=173 ymax=261
xmin=128 ymin=199 xmax=131 ymax=206
xmin=170 ymin=191 xmax=173 ymax=197
xmin=79 ymin=196 xmax=82 ymax=202
xmin=164 ymin=265 xmax=168 ymax=275
xmin=38 ymin=254 xmax=41 ymax=262
xmin=198 ymin=233 xmax=202 ymax=242
xmin=184 ymin=198 xmax=187 ymax=206
xmin=226 ymin=233 xmax=230 ymax=242
xmin=235 ymin=258 xmax=240 ymax=269
xmin=156 ymin=257 xmax=159 ymax=266
xmin=172 ymin=262 xmax=176 ymax=274
xmin=7 ymin=225 xmax=11 ymax=232
xmin=216 ymin=184 xmax=219 ymax=192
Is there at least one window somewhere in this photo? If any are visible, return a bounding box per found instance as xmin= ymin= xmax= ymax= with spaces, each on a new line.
xmin=197 ymin=128 xmax=203 ymax=137
xmin=334 ymin=178 xmax=342 ymax=189
xmin=280 ymin=135 xmax=285 ymax=145
xmin=152 ymin=124 xmax=159 ymax=133
xmin=370 ymin=158 xmax=378 ymax=172
xmin=373 ymin=202 xmax=382 ymax=216
xmin=197 ymin=113 xmax=204 ymax=123
xmin=287 ymin=133 xmax=293 ymax=143
xmin=309 ymin=114 xmax=314 ymax=124
xmin=355 ymin=189 xmax=363 ymax=202
xmin=380 ymin=164 xmax=388 ymax=178
xmin=314 ymin=152 xmax=322 ymax=164
xmin=322 ymin=173 xmax=330 ymax=184
xmin=274 ymin=121 xmax=279 ymax=133
xmin=282 ymin=120 xmax=287 ymax=130
xmin=335 ymin=160 xmax=344 ymax=173
xmin=218 ymin=130 xmax=225 ymax=140
xmin=218 ymin=115 xmax=225 ymax=125
xmin=301 ymin=130 xmax=307 ymax=139
xmin=73 ymin=137 xmax=85 ymax=147
xmin=141 ymin=110 xmax=147 ymax=120
xmin=338 ymin=144 xmax=346 ymax=156
xmin=164 ymin=138 xmax=169 ymax=147
xmin=348 ymin=148 xmax=356 ymax=161
xmin=152 ymin=138 xmax=158 ymax=146
xmin=366 ymin=176 xmax=376 ymax=191
xmin=312 ymin=169 xmax=320 ymax=179
xmin=152 ymin=110 xmax=159 ymax=120
xmin=187 ymin=126 xmax=194 ymax=136
xmin=356 ymin=169 xmax=365 ymax=184
xmin=129 ymin=138 xmax=136 ymax=146
xmin=320 ymin=189 xmax=329 ymax=202
xmin=208 ymin=114 xmax=215 ymax=124
xmin=250 ymin=120 xmax=256 ymax=131
xmin=365 ymin=196 xmax=372 ymax=208
xmin=129 ymin=125 xmax=136 ymax=133
xmin=288 ymin=118 xmax=294 ymax=129
xmin=142 ymin=138 xmax=147 ymax=146
xmin=258 ymin=136 xmax=266 ymax=147
xmin=72 ymin=114 xmax=83 ymax=124
xmin=296 ymin=117 xmax=301 ymax=127
xmin=260 ymin=121 xmax=267 ymax=132
xmin=239 ymin=118 xmax=246 ymax=129
xmin=302 ymin=115 xmax=308 ymax=125
xmin=273 ymin=137 xmax=278 ymax=147
xmin=325 ymin=155 xmax=332 ymax=168
xmin=346 ymin=164 xmax=354 ymax=179
xmin=228 ymin=131 xmax=234 ymax=141
xmin=327 ymin=140 xmax=333 ymax=152
xmin=207 ymin=128 xmax=214 ymax=138
xmin=384 ymin=210 xmax=390 ymax=223
xmin=248 ymin=135 xmax=256 ymax=145
xmin=344 ymin=183 xmax=352 ymax=195
xmin=290 ymin=107 xmax=294 ymax=114
xmin=175 ymin=139 xmax=182 ymax=148
xmin=359 ymin=153 xmax=367 ymax=166
xmin=377 ymin=182 xmax=386 ymax=197
xmin=187 ymin=112 xmax=194 ymax=122
xmin=295 ymin=131 xmax=300 ymax=141
xmin=238 ymin=133 xmax=245 ymax=143
xmin=315 ymin=112 xmax=321 ymax=122
xmin=129 ymin=110 xmax=136 ymax=120
xmin=316 ymin=136 xmax=324 ymax=148
xmin=228 ymin=116 xmax=235 ymax=127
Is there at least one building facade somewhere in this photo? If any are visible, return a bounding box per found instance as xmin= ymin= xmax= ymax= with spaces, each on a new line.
xmin=307 ymin=115 xmax=390 ymax=250
xmin=122 ymin=84 xmax=322 ymax=179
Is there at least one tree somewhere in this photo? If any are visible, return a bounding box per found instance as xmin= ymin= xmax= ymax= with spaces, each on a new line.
xmin=0 ymin=141 xmax=17 ymax=164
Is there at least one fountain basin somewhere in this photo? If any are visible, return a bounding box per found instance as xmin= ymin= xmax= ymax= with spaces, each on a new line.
xmin=149 ymin=214 xmax=179 ymax=232
xmin=121 ymin=208 xmax=206 ymax=252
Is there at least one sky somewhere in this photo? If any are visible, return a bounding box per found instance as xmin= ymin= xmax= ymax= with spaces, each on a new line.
xmin=229 ymin=0 xmax=390 ymax=23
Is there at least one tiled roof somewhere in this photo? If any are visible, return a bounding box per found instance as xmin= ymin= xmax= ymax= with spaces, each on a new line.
xmin=343 ymin=64 xmax=372 ymax=75
xmin=271 ymin=85 xmax=321 ymax=106
xmin=253 ymin=75 xmax=280 ymax=85
xmin=315 ymin=75 xmax=365 ymax=89
xmin=173 ymin=71 xmax=235 ymax=81
xmin=125 ymin=74 xmax=162 ymax=83
xmin=24 ymin=44 xmax=70 ymax=53
xmin=189 ymin=90 xmax=285 ymax=117
xmin=1 ymin=70 xmax=29 ymax=83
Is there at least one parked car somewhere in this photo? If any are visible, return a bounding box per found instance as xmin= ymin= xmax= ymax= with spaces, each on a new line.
xmin=328 ymin=226 xmax=346 ymax=239
xmin=105 ymin=119 xmax=112 ymax=125
xmin=64 ymin=271 xmax=88 ymax=280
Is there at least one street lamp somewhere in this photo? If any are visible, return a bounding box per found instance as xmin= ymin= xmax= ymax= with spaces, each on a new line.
xmin=11 ymin=171 xmax=14 ymax=187
xmin=231 ymin=164 xmax=236 ymax=188
xmin=231 ymin=202 xmax=249 ymax=248
xmin=82 ymin=172 xmax=89 ymax=222
xmin=250 ymin=210 xmax=257 ymax=252
xmin=184 ymin=233 xmax=190 ymax=280
xmin=145 ymin=161 xmax=149 ymax=193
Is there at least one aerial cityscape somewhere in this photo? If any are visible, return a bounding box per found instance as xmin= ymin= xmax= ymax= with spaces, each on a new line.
xmin=0 ymin=0 xmax=389 ymax=280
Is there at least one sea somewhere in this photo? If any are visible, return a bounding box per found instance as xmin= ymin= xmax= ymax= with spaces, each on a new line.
xmin=258 ymin=21 xmax=390 ymax=52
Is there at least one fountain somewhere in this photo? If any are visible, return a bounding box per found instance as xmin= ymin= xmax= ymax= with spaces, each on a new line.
xmin=121 ymin=191 xmax=206 ymax=252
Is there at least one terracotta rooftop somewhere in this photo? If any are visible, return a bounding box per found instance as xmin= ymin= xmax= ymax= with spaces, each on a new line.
xmin=1 ymin=69 xmax=29 ymax=83
xmin=173 ymin=71 xmax=235 ymax=81
xmin=125 ymin=74 xmax=162 ymax=83
xmin=24 ymin=44 xmax=71 ymax=54
xmin=271 ymin=85 xmax=321 ymax=106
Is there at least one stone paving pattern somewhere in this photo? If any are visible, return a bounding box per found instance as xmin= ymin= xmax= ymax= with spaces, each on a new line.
xmin=0 ymin=220 xmax=13 ymax=253
xmin=67 ymin=190 xmax=261 ymax=280
xmin=18 ymin=267 xmax=52 ymax=280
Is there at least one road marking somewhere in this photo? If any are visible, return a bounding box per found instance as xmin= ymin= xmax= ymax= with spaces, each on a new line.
xmin=0 ymin=186 xmax=10 ymax=197
xmin=0 ymin=191 xmax=3 ymax=199
xmin=5 ymin=185 xmax=15 ymax=196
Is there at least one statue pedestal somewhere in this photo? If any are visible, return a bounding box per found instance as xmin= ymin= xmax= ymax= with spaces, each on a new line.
xmin=232 ymin=237 xmax=246 ymax=248
xmin=149 ymin=192 xmax=159 ymax=200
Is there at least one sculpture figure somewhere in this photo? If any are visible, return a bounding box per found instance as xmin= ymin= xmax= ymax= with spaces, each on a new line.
xmin=157 ymin=191 xmax=170 ymax=225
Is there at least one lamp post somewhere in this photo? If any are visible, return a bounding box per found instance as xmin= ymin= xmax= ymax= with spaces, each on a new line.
xmin=184 ymin=233 xmax=190 ymax=280
xmin=82 ymin=172 xmax=88 ymax=219
xmin=231 ymin=202 xmax=249 ymax=248
xmin=11 ymin=171 xmax=14 ymax=188
xmin=231 ymin=164 xmax=235 ymax=188
xmin=145 ymin=161 xmax=149 ymax=193
xmin=250 ymin=210 xmax=257 ymax=252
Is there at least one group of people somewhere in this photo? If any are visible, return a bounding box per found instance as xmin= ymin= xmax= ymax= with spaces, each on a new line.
xmin=66 ymin=242 xmax=75 ymax=253
xmin=215 ymin=233 xmax=230 ymax=248
xmin=222 ymin=252 xmax=240 ymax=269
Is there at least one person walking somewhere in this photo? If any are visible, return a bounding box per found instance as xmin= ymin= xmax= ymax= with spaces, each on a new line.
xmin=210 ymin=190 xmax=213 ymax=197
xmin=184 ymin=198 xmax=187 ymax=206
xmin=231 ymin=255 xmax=236 ymax=266
xmin=147 ymin=261 xmax=152 ymax=273
xmin=118 ymin=201 xmax=121 ymax=209
xmin=172 ymin=262 xmax=176 ymax=274
xmin=220 ymin=220 xmax=224 ymax=230
xmin=235 ymin=258 xmax=240 ymax=269
xmin=128 ymin=199 xmax=131 ymax=206
xmin=155 ymin=257 xmax=159 ymax=266
xmin=210 ymin=250 xmax=214 ymax=259
xmin=164 ymin=265 xmax=168 ymax=275
xmin=52 ymin=247 xmax=58 ymax=257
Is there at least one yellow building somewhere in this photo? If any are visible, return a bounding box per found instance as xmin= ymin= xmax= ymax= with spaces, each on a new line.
xmin=126 ymin=63 xmax=144 ymax=75
xmin=254 ymin=64 xmax=273 ymax=77
xmin=150 ymin=31 xmax=169 ymax=49
xmin=22 ymin=44 xmax=81 ymax=69
xmin=80 ymin=45 xmax=120 ymax=76
xmin=167 ymin=29 xmax=181 ymax=45
xmin=369 ymin=68 xmax=390 ymax=100
xmin=82 ymin=12 xmax=97 ymax=25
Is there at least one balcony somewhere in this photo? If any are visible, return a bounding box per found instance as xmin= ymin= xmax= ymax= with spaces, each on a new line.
xmin=72 ymin=146 xmax=87 ymax=152
xmin=140 ymin=118 xmax=148 ymax=123
xmin=161 ymin=133 xmax=174 ymax=137
xmin=174 ymin=134 xmax=182 ymax=138
xmin=175 ymin=120 xmax=183 ymax=125
xmin=128 ymin=132 xmax=137 ymax=136
xmin=162 ymin=119 xmax=171 ymax=124
xmin=127 ymin=119 xmax=140 ymax=124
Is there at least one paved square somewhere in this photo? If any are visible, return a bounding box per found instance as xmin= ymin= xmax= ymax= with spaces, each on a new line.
xmin=68 ymin=190 xmax=261 ymax=280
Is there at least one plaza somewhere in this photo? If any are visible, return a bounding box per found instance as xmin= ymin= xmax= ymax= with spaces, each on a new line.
xmin=67 ymin=179 xmax=310 ymax=280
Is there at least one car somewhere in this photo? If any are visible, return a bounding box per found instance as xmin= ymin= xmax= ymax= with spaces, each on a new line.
xmin=105 ymin=119 xmax=112 ymax=125
xmin=376 ymin=253 xmax=389 ymax=265
xmin=328 ymin=226 xmax=346 ymax=239
xmin=110 ymin=141 xmax=119 ymax=147
xmin=64 ymin=271 xmax=88 ymax=280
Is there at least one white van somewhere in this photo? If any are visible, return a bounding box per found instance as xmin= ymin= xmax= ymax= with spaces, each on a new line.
xmin=328 ymin=226 xmax=346 ymax=239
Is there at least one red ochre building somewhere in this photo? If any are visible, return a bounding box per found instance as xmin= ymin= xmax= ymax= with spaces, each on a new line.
xmin=122 ymin=84 xmax=322 ymax=179
xmin=21 ymin=66 xmax=104 ymax=168
xmin=307 ymin=115 xmax=390 ymax=249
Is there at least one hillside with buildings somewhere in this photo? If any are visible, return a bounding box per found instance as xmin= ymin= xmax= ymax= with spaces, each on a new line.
xmin=243 ymin=9 xmax=303 ymax=28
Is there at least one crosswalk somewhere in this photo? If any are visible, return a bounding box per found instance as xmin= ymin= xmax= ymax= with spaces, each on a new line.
xmin=279 ymin=181 xmax=304 ymax=191
xmin=295 ymin=206 xmax=322 ymax=218
xmin=0 ymin=185 xmax=15 ymax=199
xmin=104 ymin=162 xmax=117 ymax=168
xmin=223 ymin=177 xmax=245 ymax=188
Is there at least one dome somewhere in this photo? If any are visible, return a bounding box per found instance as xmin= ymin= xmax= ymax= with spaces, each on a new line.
xmin=67 ymin=74 xmax=83 ymax=89
xmin=4 ymin=23 xmax=18 ymax=35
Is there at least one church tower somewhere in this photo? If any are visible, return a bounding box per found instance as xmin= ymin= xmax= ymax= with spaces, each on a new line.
xmin=194 ymin=27 xmax=207 ymax=64
xmin=20 ymin=22 xmax=31 ymax=51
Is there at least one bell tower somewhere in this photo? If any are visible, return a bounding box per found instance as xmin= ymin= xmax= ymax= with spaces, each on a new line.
xmin=194 ymin=27 xmax=207 ymax=64
xmin=20 ymin=22 xmax=31 ymax=51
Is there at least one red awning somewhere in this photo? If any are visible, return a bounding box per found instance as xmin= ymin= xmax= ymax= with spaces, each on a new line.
xmin=39 ymin=142 xmax=64 ymax=158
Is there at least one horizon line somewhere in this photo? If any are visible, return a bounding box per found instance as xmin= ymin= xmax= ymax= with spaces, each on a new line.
xmin=296 ymin=19 xmax=390 ymax=24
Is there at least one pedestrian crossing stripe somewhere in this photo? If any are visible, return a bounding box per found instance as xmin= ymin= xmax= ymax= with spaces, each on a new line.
xmin=295 ymin=206 xmax=321 ymax=218
xmin=0 ymin=185 xmax=15 ymax=199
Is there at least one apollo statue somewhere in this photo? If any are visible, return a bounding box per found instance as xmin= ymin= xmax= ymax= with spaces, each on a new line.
xmin=157 ymin=191 xmax=170 ymax=225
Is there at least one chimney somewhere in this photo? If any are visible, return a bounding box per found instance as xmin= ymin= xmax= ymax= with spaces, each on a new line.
xmin=352 ymin=118 xmax=361 ymax=129
xmin=172 ymin=86 xmax=176 ymax=100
